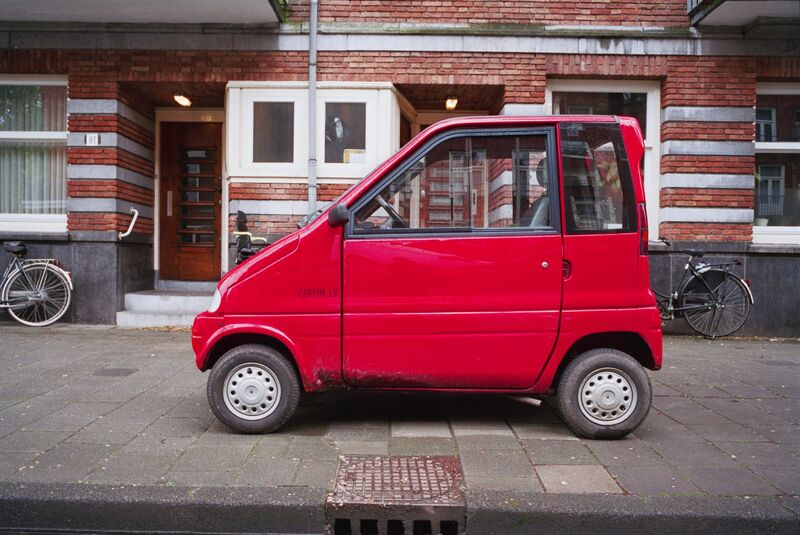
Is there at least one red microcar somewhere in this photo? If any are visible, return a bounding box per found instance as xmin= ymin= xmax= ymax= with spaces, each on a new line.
xmin=192 ymin=116 xmax=662 ymax=439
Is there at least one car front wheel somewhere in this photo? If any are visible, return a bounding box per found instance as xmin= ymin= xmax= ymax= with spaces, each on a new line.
xmin=556 ymin=348 xmax=652 ymax=439
xmin=207 ymin=344 xmax=300 ymax=433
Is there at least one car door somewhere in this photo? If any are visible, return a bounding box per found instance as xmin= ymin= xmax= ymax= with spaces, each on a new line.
xmin=342 ymin=128 xmax=563 ymax=389
xmin=558 ymin=122 xmax=641 ymax=313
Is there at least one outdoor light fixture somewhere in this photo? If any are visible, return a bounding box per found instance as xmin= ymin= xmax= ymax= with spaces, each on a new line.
xmin=173 ymin=94 xmax=192 ymax=107
xmin=445 ymin=97 xmax=458 ymax=111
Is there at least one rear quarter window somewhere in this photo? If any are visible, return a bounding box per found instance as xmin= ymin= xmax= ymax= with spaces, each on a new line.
xmin=560 ymin=122 xmax=635 ymax=234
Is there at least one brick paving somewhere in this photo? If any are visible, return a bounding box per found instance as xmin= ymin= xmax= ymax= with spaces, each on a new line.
xmin=0 ymin=325 xmax=798 ymax=502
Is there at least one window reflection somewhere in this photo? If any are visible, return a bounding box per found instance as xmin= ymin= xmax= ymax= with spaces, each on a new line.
xmin=325 ymin=102 xmax=366 ymax=163
xmin=354 ymin=135 xmax=552 ymax=232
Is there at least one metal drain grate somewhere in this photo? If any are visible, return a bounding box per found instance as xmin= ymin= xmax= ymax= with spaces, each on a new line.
xmin=326 ymin=456 xmax=465 ymax=535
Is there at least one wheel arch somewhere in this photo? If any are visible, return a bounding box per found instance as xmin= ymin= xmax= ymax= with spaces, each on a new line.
xmin=202 ymin=332 xmax=304 ymax=391
xmin=552 ymin=331 xmax=656 ymax=389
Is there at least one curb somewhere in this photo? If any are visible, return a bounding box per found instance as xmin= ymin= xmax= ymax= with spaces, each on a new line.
xmin=466 ymin=490 xmax=800 ymax=535
xmin=0 ymin=482 xmax=326 ymax=534
xmin=2 ymin=483 xmax=799 ymax=534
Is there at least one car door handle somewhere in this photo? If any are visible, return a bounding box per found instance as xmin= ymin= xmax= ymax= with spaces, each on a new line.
xmin=562 ymin=260 xmax=573 ymax=280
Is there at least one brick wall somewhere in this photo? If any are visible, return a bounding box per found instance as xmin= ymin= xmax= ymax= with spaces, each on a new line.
xmin=660 ymin=188 xmax=753 ymax=209
xmin=319 ymin=51 xmax=546 ymax=109
xmin=3 ymin=48 xmax=795 ymax=243
xmin=0 ymin=49 xmax=307 ymax=235
xmin=288 ymin=0 xmax=689 ymax=27
xmin=229 ymin=182 xmax=352 ymax=236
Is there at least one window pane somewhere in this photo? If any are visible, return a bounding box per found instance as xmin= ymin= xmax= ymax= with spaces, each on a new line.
xmin=756 ymin=154 xmax=800 ymax=226
xmin=560 ymin=122 xmax=635 ymax=233
xmin=353 ymin=134 xmax=551 ymax=232
xmin=0 ymin=141 xmax=67 ymax=214
xmin=472 ymin=136 xmax=551 ymax=229
xmin=553 ymin=92 xmax=647 ymax=134
xmin=325 ymin=102 xmax=366 ymax=163
xmin=0 ymin=85 xmax=67 ymax=132
xmin=756 ymin=95 xmax=800 ymax=142
xmin=253 ymin=102 xmax=294 ymax=163
xmin=354 ymin=136 xmax=469 ymax=231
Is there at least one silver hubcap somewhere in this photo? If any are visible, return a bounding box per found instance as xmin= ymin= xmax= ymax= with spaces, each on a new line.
xmin=578 ymin=367 xmax=637 ymax=426
xmin=223 ymin=363 xmax=281 ymax=421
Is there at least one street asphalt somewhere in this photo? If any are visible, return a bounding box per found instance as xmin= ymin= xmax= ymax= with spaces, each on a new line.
xmin=0 ymin=324 xmax=798 ymax=534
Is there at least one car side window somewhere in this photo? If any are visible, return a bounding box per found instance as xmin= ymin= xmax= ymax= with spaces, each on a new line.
xmin=353 ymin=133 xmax=553 ymax=233
xmin=560 ymin=122 xmax=635 ymax=234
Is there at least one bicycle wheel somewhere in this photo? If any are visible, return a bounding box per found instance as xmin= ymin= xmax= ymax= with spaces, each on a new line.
xmin=680 ymin=269 xmax=750 ymax=337
xmin=1 ymin=263 xmax=72 ymax=327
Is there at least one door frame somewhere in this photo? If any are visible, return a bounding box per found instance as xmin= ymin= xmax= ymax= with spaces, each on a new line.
xmin=544 ymin=79 xmax=661 ymax=239
xmin=154 ymin=108 xmax=226 ymax=280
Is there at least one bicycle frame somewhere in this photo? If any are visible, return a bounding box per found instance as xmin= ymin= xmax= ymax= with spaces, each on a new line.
xmin=654 ymin=256 xmax=741 ymax=318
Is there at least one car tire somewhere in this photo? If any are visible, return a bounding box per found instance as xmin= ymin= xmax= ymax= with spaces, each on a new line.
xmin=556 ymin=348 xmax=652 ymax=439
xmin=207 ymin=344 xmax=301 ymax=433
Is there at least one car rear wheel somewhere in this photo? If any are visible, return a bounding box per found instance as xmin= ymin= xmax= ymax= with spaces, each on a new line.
xmin=207 ymin=344 xmax=300 ymax=433
xmin=556 ymin=348 xmax=652 ymax=439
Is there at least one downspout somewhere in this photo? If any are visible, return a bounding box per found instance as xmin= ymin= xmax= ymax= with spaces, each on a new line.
xmin=307 ymin=0 xmax=319 ymax=215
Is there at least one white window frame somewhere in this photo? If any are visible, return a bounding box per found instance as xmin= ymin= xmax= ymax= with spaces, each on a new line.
xmin=755 ymin=164 xmax=784 ymax=218
xmin=754 ymin=82 xmax=800 ymax=244
xmin=229 ymin=84 xmax=308 ymax=178
xmin=0 ymin=75 xmax=68 ymax=233
xmin=316 ymin=89 xmax=379 ymax=179
xmin=755 ymin=106 xmax=777 ymax=142
xmin=545 ymin=79 xmax=661 ymax=238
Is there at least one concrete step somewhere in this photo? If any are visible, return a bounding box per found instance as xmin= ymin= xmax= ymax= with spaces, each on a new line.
xmin=156 ymin=279 xmax=218 ymax=292
xmin=124 ymin=291 xmax=214 ymax=315
xmin=115 ymin=310 xmax=197 ymax=328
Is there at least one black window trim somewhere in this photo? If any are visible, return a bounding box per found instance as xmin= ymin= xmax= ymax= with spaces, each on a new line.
xmin=345 ymin=126 xmax=561 ymax=239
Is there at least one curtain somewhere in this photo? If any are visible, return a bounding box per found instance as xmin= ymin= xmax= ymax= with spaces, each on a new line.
xmin=0 ymin=85 xmax=67 ymax=215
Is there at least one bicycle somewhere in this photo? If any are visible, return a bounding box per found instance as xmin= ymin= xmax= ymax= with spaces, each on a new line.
xmin=1 ymin=241 xmax=73 ymax=327
xmin=652 ymin=240 xmax=753 ymax=338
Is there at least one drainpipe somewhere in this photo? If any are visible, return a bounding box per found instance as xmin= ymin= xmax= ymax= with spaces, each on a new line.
xmin=307 ymin=0 xmax=319 ymax=215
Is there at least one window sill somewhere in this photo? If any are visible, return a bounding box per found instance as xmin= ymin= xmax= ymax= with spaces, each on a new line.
xmin=752 ymin=226 xmax=800 ymax=245
xmin=0 ymin=214 xmax=67 ymax=234
xmin=754 ymin=141 xmax=800 ymax=153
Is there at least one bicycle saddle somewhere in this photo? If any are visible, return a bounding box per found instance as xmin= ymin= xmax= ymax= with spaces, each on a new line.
xmin=678 ymin=248 xmax=704 ymax=257
xmin=3 ymin=241 xmax=27 ymax=255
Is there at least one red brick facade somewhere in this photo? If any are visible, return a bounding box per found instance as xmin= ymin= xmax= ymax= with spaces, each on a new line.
xmin=288 ymin=0 xmax=689 ymax=27
xmin=2 ymin=41 xmax=799 ymax=244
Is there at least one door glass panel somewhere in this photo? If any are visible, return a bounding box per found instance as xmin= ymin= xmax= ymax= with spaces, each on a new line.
xmin=180 ymin=205 xmax=214 ymax=217
xmin=180 ymin=190 xmax=215 ymax=202
xmin=178 ymin=144 xmax=218 ymax=247
xmin=253 ymin=102 xmax=294 ymax=162
xmin=325 ymin=102 xmax=367 ymax=163
xmin=179 ymin=233 xmax=214 ymax=244
xmin=181 ymin=176 xmax=215 ymax=189
xmin=183 ymin=162 xmax=215 ymax=175
xmin=560 ymin=122 xmax=635 ymax=233
xmin=353 ymin=133 xmax=552 ymax=232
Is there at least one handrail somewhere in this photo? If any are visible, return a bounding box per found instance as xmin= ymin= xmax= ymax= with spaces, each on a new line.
xmin=119 ymin=208 xmax=139 ymax=239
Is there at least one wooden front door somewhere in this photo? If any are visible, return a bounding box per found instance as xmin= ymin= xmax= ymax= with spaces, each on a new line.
xmin=159 ymin=122 xmax=222 ymax=281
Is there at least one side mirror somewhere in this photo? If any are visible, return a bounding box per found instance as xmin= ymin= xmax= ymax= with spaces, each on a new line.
xmin=328 ymin=203 xmax=350 ymax=227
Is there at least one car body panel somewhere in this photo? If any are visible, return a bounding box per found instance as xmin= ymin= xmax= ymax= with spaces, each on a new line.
xmin=191 ymin=115 xmax=661 ymax=397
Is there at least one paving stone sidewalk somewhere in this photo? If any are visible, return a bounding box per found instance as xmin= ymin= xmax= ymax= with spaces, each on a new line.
xmin=0 ymin=325 xmax=798 ymax=532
